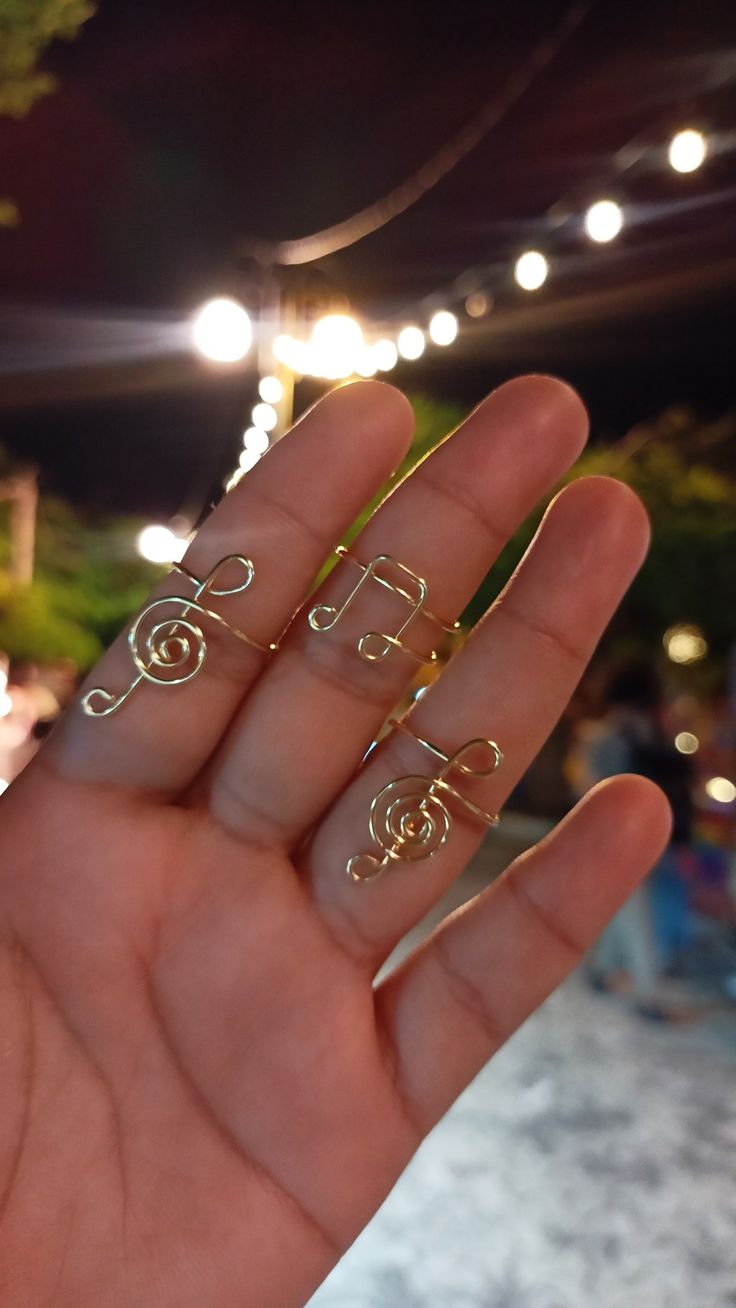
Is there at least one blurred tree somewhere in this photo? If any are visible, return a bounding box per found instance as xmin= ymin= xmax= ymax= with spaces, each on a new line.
xmin=369 ymin=396 xmax=736 ymax=674
xmin=0 ymin=0 xmax=96 ymax=222
xmin=0 ymin=455 xmax=156 ymax=667
xmin=0 ymin=0 xmax=95 ymax=116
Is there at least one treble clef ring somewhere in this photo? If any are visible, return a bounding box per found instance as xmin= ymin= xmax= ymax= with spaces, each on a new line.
xmin=347 ymin=717 xmax=503 ymax=883
xmin=348 ymin=776 xmax=450 ymax=882
xmin=82 ymin=553 xmax=278 ymax=718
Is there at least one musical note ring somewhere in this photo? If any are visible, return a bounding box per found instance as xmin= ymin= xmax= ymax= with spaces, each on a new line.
xmin=82 ymin=554 xmax=278 ymax=717
xmin=309 ymin=546 xmax=458 ymax=666
xmin=347 ymin=717 xmax=503 ymax=882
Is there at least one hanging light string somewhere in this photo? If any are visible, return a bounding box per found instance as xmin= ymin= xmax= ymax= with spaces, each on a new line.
xmin=242 ymin=0 xmax=593 ymax=267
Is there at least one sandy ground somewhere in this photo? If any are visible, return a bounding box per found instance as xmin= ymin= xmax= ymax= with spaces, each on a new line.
xmin=309 ymin=825 xmax=736 ymax=1308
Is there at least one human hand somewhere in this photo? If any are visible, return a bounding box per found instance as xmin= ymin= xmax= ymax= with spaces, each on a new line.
xmin=0 ymin=378 xmax=670 ymax=1307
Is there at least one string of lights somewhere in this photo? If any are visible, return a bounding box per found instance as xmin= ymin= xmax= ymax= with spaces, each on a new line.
xmin=186 ymin=118 xmax=720 ymax=501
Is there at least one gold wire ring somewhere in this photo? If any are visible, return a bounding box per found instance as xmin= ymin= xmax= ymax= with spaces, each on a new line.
xmin=82 ymin=554 xmax=278 ymax=718
xmin=347 ymin=716 xmax=502 ymax=883
xmin=308 ymin=546 xmax=459 ymax=667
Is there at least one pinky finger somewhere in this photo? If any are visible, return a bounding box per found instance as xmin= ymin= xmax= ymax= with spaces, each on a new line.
xmin=374 ymin=775 xmax=672 ymax=1134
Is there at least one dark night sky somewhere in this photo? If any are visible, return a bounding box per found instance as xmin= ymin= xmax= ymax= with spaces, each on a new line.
xmin=1 ymin=0 xmax=735 ymax=519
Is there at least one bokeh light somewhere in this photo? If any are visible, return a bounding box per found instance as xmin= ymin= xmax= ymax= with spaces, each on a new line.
xmin=191 ymin=297 xmax=252 ymax=363
xmin=258 ymin=375 xmax=283 ymax=404
xmin=705 ymin=776 xmax=736 ymax=804
xmin=137 ymin=524 xmax=188 ymax=565
xmin=397 ymin=325 xmax=425 ymax=360
xmin=243 ymin=426 xmax=270 ymax=454
xmin=465 ymin=290 xmax=491 ymax=318
xmin=374 ymin=339 xmax=398 ymax=371
xmin=310 ymin=314 xmax=364 ymax=379
xmin=664 ymin=623 xmax=708 ymax=664
xmin=514 ymin=251 xmax=548 ymax=291
xmin=584 ymin=199 xmax=624 ymax=243
xmin=674 ymin=731 xmax=699 ymax=755
xmin=428 ymin=310 xmax=458 ymax=346
xmin=668 ymin=128 xmax=707 ymax=174
xmin=239 ymin=447 xmax=262 ymax=473
xmin=251 ymin=402 xmax=278 ymax=431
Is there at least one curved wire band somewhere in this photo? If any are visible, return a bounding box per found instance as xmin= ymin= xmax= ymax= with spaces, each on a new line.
xmin=171 ymin=563 xmax=278 ymax=656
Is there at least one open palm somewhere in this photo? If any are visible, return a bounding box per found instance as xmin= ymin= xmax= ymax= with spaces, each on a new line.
xmin=0 ymin=378 xmax=670 ymax=1307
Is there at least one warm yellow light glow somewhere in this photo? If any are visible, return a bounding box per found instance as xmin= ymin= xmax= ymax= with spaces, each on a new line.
xmin=465 ymin=290 xmax=491 ymax=318
xmin=429 ymin=310 xmax=458 ymax=346
xmin=374 ymin=339 xmax=398 ymax=371
xmin=397 ymin=325 xmax=425 ymax=360
xmin=514 ymin=250 xmax=548 ymax=290
xmin=668 ymin=128 xmax=707 ymax=173
xmin=674 ymin=731 xmax=699 ymax=755
xmin=239 ymin=447 xmax=261 ymax=473
xmin=310 ymin=314 xmax=364 ymax=379
xmin=137 ymin=524 xmax=188 ymax=565
xmin=243 ymin=426 xmax=270 ymax=454
xmin=258 ymin=375 xmax=283 ymax=404
xmin=191 ymin=297 xmax=252 ymax=363
xmin=251 ymin=402 xmax=278 ymax=432
xmin=355 ymin=347 xmax=378 ymax=377
xmin=584 ymin=199 xmax=623 ymax=243
xmin=664 ymin=623 xmax=708 ymax=665
xmin=705 ymin=776 xmax=736 ymax=804
xmin=273 ymin=334 xmax=295 ymax=365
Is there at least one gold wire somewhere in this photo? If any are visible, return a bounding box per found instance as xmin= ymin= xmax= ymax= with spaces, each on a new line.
xmin=347 ymin=716 xmax=503 ymax=883
xmin=308 ymin=546 xmax=459 ymax=667
xmin=82 ymin=554 xmax=278 ymax=718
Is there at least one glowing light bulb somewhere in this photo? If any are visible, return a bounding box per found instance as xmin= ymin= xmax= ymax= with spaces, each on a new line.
xmin=429 ymin=310 xmax=458 ymax=346
xmin=273 ymin=334 xmax=295 ymax=365
xmin=397 ymin=326 xmax=425 ymax=360
xmin=191 ymin=297 xmax=252 ymax=363
xmin=674 ymin=732 xmax=699 ymax=755
xmin=251 ymin=402 xmax=278 ymax=432
xmin=239 ymin=447 xmax=261 ymax=473
xmin=664 ymin=623 xmax=708 ymax=665
xmin=136 ymin=524 xmax=188 ymax=565
xmin=310 ymin=314 xmax=364 ymax=379
xmin=668 ymin=128 xmax=707 ymax=174
xmin=514 ymin=250 xmax=548 ymax=291
xmin=374 ymin=339 xmax=398 ymax=371
xmin=243 ymin=426 xmax=270 ymax=454
xmin=584 ymin=199 xmax=623 ymax=243
xmin=258 ymin=375 xmax=283 ymax=404
xmin=705 ymin=776 xmax=736 ymax=804
xmin=355 ymin=347 xmax=378 ymax=377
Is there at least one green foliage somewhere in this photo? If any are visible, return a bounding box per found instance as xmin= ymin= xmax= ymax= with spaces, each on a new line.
xmin=0 ymin=490 xmax=157 ymax=670
xmin=382 ymin=396 xmax=736 ymax=664
xmin=0 ymin=0 xmax=95 ymax=118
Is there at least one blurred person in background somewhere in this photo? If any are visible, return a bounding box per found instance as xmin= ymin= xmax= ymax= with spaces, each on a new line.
xmin=575 ymin=660 xmax=694 ymax=1021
